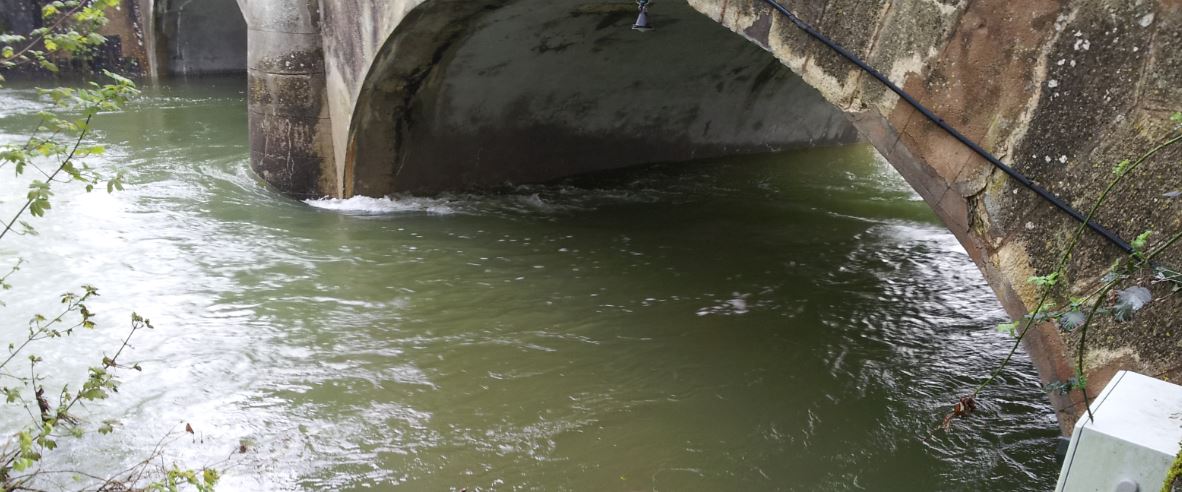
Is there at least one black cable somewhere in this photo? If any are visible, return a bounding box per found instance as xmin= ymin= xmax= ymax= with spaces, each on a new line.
xmin=759 ymin=0 xmax=1134 ymax=254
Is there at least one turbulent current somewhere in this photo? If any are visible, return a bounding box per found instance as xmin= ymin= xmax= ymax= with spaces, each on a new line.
xmin=0 ymin=77 xmax=1059 ymax=490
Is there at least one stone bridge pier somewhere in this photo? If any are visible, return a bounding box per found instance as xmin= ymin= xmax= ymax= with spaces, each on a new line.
xmin=40 ymin=0 xmax=1182 ymax=433
xmin=239 ymin=0 xmax=336 ymax=197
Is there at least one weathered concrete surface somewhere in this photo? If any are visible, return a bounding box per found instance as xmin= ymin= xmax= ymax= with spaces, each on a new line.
xmin=242 ymin=0 xmax=335 ymax=199
xmin=150 ymin=0 xmax=246 ymax=76
xmin=317 ymin=1 xmax=414 ymax=197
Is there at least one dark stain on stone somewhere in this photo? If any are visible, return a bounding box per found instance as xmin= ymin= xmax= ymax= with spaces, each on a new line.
xmin=476 ymin=61 xmax=511 ymax=77
xmin=595 ymin=11 xmax=632 ymax=30
xmin=534 ymin=37 xmax=575 ymax=54
xmin=749 ymin=60 xmax=781 ymax=95
xmin=249 ymin=111 xmax=325 ymax=199
xmin=1031 ymin=12 xmax=1056 ymax=31
xmin=591 ymin=34 xmax=619 ymax=53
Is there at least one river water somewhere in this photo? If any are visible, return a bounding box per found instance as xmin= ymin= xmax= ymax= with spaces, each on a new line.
xmin=0 ymin=77 xmax=1059 ymax=490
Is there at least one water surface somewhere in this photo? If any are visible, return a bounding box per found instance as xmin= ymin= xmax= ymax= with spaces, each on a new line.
xmin=0 ymin=77 xmax=1059 ymax=490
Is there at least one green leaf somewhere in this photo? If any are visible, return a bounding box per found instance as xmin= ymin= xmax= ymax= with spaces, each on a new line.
xmin=202 ymin=468 xmax=221 ymax=490
xmin=1027 ymin=272 xmax=1060 ymax=287
xmin=1171 ymin=112 xmax=1182 ymax=123
xmin=13 ymin=457 xmax=34 ymax=472
xmin=18 ymin=221 xmax=38 ymax=236
xmin=1132 ymin=230 xmax=1153 ymax=251
xmin=1073 ymin=369 xmax=1088 ymax=390
xmin=97 ymin=420 xmax=115 ymax=434
xmin=79 ymin=387 xmax=107 ymax=400
xmin=996 ymin=322 xmax=1018 ymax=336
xmin=1113 ymin=159 xmax=1131 ymax=176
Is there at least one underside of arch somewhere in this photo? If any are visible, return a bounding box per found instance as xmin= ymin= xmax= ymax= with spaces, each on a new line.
xmin=345 ymin=0 xmax=860 ymax=197
xmin=152 ymin=0 xmax=247 ymax=76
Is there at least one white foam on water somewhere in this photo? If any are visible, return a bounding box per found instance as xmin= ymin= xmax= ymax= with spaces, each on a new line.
xmin=0 ymin=90 xmax=51 ymax=119
xmin=304 ymin=195 xmax=456 ymax=215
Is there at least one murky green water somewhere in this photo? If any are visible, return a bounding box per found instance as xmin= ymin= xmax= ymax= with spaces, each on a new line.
xmin=0 ymin=77 xmax=1059 ymax=490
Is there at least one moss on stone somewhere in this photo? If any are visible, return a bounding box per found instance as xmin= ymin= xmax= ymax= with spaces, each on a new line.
xmin=1164 ymin=445 xmax=1182 ymax=492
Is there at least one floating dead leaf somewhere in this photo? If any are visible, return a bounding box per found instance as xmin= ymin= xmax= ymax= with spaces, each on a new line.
xmin=940 ymin=395 xmax=978 ymax=431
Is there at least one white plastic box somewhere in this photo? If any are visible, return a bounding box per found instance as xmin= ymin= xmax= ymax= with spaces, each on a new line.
xmin=1056 ymin=370 xmax=1182 ymax=491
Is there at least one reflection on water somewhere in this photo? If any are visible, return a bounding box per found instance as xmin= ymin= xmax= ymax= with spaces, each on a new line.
xmin=0 ymin=77 xmax=1057 ymax=490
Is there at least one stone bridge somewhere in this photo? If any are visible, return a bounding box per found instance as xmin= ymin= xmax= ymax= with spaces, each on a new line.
xmin=9 ymin=0 xmax=1181 ymax=433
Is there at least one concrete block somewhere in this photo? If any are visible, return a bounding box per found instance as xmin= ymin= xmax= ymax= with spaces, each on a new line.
xmin=1056 ymin=371 xmax=1182 ymax=492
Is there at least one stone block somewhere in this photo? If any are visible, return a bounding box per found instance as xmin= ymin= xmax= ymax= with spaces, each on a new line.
xmin=247 ymin=30 xmax=325 ymax=74
xmin=248 ymin=70 xmax=328 ymax=119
